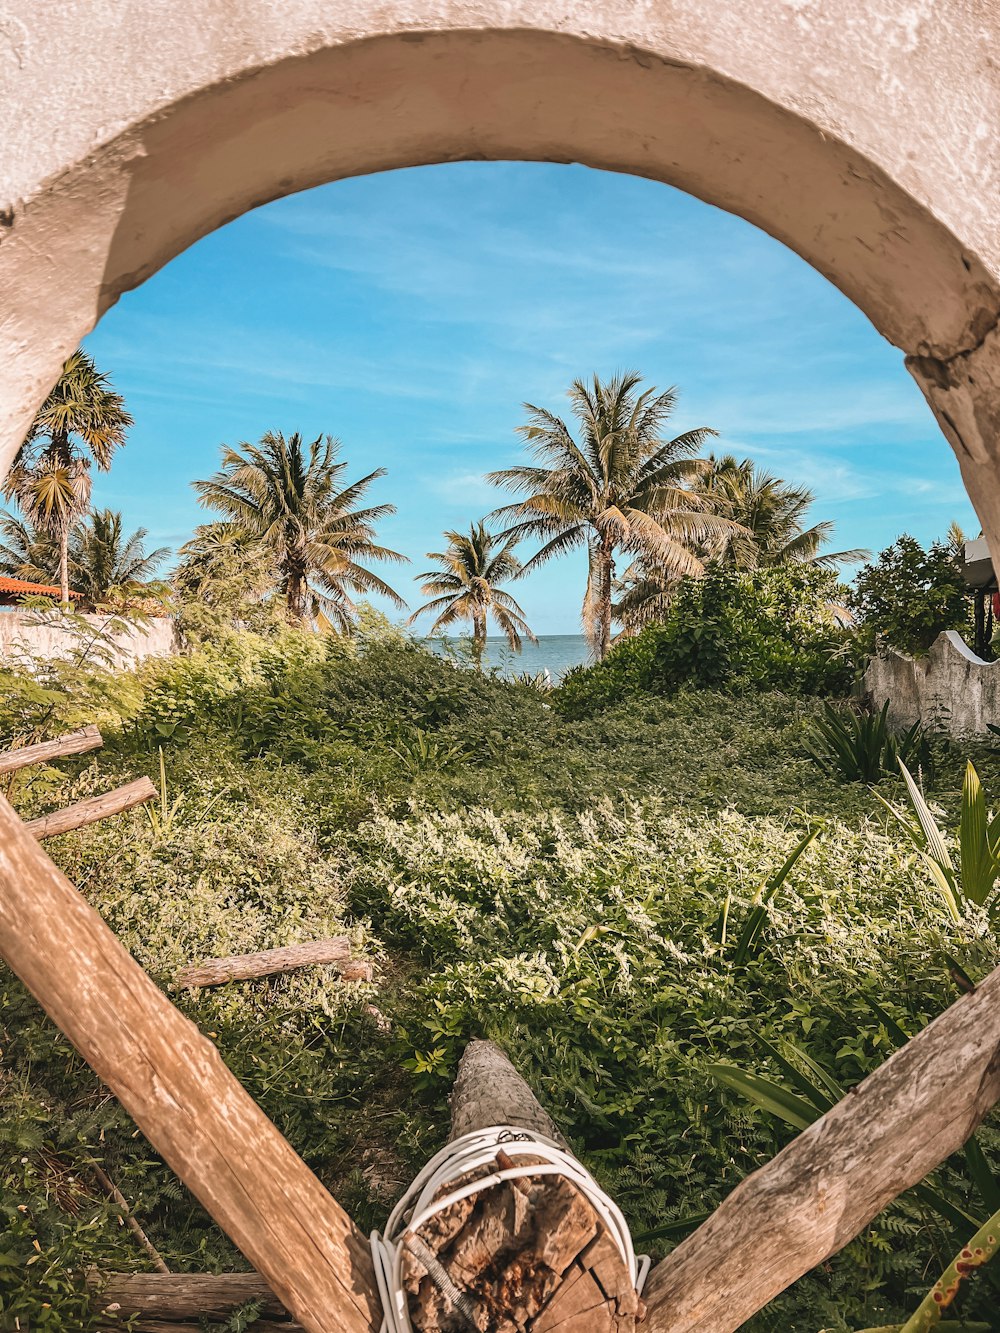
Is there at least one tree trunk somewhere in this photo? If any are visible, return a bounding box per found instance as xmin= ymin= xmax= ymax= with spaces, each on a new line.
xmin=400 ymin=1040 xmax=640 ymax=1331
xmin=177 ymin=937 xmax=372 ymax=988
xmin=473 ymin=610 xmax=487 ymax=672
xmin=0 ymin=725 xmax=103 ymax=775
xmin=24 ymin=776 xmax=157 ymax=840
xmin=59 ymin=521 xmax=70 ymax=607
xmin=596 ymin=541 xmax=615 ymax=661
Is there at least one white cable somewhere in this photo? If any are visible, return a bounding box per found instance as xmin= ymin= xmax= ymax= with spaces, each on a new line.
xmin=370 ymin=1125 xmax=650 ymax=1333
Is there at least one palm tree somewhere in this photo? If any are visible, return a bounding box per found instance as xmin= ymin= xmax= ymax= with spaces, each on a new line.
xmin=174 ymin=522 xmax=278 ymax=611
xmin=0 ymin=511 xmax=60 ymax=586
xmin=68 ymin=508 xmax=170 ymax=609
xmin=696 ymin=454 xmax=869 ymax=569
xmin=7 ymin=350 xmax=133 ymax=604
xmin=407 ymin=522 xmax=536 ymax=670
xmin=488 ymin=372 xmax=736 ymax=659
xmin=194 ymin=430 xmax=407 ymax=629
xmin=612 ymin=555 xmax=680 ymax=637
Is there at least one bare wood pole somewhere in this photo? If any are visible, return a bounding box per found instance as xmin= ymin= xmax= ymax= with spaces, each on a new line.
xmin=642 ymin=962 xmax=1000 ymax=1333
xmin=401 ymin=1039 xmax=639 ymax=1331
xmin=90 ymin=1162 xmax=170 ymax=1273
xmin=0 ymin=724 xmax=104 ymax=774
xmin=177 ymin=937 xmax=373 ymax=989
xmin=92 ymin=1272 xmax=290 ymax=1322
xmin=25 ymin=776 xmax=157 ymax=839
xmin=0 ymin=793 xmax=380 ymax=1333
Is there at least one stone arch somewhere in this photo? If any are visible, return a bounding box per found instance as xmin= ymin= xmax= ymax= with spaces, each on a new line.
xmin=2 ymin=4 xmax=1000 ymax=551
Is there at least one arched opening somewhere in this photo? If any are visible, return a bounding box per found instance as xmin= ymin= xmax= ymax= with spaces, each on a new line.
xmin=4 ymin=21 xmax=999 ymax=549
xmin=5 ymin=12 xmax=1000 ymax=1332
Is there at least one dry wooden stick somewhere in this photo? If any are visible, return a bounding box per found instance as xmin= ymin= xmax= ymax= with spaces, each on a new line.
xmin=91 ymin=1271 xmax=289 ymax=1321
xmin=0 ymin=724 xmax=103 ymax=775
xmin=98 ymin=1322 xmax=300 ymax=1333
xmin=0 ymin=793 xmax=381 ymax=1333
xmin=24 ymin=776 xmax=157 ymax=840
xmin=642 ymin=961 xmax=1000 ymax=1333
xmin=177 ymin=937 xmax=372 ymax=989
xmin=91 ymin=1161 xmax=170 ymax=1274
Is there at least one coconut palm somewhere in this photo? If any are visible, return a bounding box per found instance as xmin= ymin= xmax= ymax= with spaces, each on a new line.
xmin=612 ymin=555 xmax=680 ymax=637
xmin=174 ymin=522 xmax=278 ymax=611
xmin=194 ymin=430 xmax=407 ymax=629
xmin=407 ymin=522 xmax=536 ymax=670
xmin=68 ymin=508 xmax=170 ymax=609
xmin=697 ymin=454 xmax=868 ymax=569
xmin=0 ymin=511 xmax=61 ymax=586
xmin=7 ymin=350 xmax=133 ymax=604
xmin=488 ymin=372 xmax=737 ymax=659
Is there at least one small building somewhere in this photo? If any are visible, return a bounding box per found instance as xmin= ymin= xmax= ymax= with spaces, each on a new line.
xmin=0 ymin=577 xmax=80 ymax=607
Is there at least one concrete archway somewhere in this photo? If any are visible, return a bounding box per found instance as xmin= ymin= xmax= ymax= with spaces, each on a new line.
xmin=2 ymin=2 xmax=1000 ymax=549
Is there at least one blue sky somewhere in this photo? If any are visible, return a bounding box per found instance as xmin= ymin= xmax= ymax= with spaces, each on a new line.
xmin=83 ymin=161 xmax=976 ymax=635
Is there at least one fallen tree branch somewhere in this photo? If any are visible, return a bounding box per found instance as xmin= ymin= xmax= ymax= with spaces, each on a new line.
xmin=0 ymin=725 xmax=103 ymax=775
xmin=642 ymin=962 xmax=1000 ymax=1333
xmin=91 ymin=1162 xmax=170 ymax=1274
xmin=99 ymin=1323 xmax=299 ymax=1333
xmin=176 ymin=937 xmax=372 ymax=989
xmin=24 ymin=776 xmax=157 ymax=840
xmin=91 ymin=1272 xmax=289 ymax=1321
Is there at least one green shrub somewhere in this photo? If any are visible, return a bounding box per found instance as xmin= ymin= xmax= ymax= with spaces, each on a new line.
xmin=851 ymin=535 xmax=971 ymax=656
xmin=807 ymin=700 xmax=933 ymax=784
xmin=556 ymin=565 xmax=853 ymax=718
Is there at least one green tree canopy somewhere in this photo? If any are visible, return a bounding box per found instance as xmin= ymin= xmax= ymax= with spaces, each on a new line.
xmin=194 ymin=430 xmax=407 ymax=629
xmin=488 ymin=372 xmax=736 ymax=660
xmin=408 ymin=522 xmax=535 ymax=670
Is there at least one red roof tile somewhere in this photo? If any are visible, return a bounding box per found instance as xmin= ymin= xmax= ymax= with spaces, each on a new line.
xmin=0 ymin=577 xmax=80 ymax=599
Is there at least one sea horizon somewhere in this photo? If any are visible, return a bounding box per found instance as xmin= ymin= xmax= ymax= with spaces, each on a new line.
xmin=424 ymin=633 xmax=593 ymax=680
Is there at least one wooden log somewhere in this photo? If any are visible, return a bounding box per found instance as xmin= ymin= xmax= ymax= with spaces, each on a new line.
xmin=99 ymin=1322 xmax=300 ymax=1333
xmin=449 ymin=1039 xmax=567 ymax=1148
xmin=25 ymin=776 xmax=157 ymax=839
xmin=0 ymin=793 xmax=380 ymax=1333
xmin=91 ymin=1271 xmax=289 ymax=1321
xmin=401 ymin=1040 xmax=638 ymax=1332
xmin=642 ymin=961 xmax=1000 ymax=1333
xmin=176 ymin=937 xmax=372 ymax=989
xmin=0 ymin=724 xmax=103 ymax=774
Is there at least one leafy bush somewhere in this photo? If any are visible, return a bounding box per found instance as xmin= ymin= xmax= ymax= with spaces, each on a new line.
xmin=807 ymin=700 xmax=933 ymax=784
xmin=557 ymin=565 xmax=854 ymax=718
xmin=6 ymin=632 xmax=1000 ymax=1330
xmin=851 ymin=535 xmax=971 ymax=656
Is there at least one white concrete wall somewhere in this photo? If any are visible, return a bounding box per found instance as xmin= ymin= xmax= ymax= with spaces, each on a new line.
xmin=0 ymin=611 xmax=180 ymax=669
xmin=863 ymin=630 xmax=1000 ymax=736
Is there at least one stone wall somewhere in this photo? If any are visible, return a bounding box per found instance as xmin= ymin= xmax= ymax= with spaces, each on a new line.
xmin=863 ymin=630 xmax=1000 ymax=737
xmin=0 ymin=611 xmax=180 ymax=669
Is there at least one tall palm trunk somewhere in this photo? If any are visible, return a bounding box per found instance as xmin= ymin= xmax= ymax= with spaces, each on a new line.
xmin=285 ymin=546 xmax=309 ymax=624
xmin=595 ymin=539 xmax=615 ymax=661
xmin=472 ymin=608 xmax=487 ymax=671
xmin=58 ymin=524 xmax=70 ymax=608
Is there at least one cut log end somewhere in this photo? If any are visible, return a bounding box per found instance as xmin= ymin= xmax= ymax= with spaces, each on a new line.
xmin=402 ymin=1041 xmax=640 ymax=1331
xmin=401 ymin=1160 xmax=639 ymax=1332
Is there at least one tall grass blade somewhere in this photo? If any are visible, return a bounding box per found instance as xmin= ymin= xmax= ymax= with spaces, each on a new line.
xmin=731 ymin=824 xmax=821 ymax=967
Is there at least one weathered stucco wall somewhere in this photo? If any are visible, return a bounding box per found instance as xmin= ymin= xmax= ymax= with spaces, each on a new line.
xmin=0 ymin=612 xmax=180 ymax=670
xmin=864 ymin=630 xmax=1000 ymax=736
xmin=1 ymin=1 xmax=1000 ymax=563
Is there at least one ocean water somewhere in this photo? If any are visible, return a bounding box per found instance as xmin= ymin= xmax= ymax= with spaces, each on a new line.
xmin=425 ymin=634 xmax=592 ymax=681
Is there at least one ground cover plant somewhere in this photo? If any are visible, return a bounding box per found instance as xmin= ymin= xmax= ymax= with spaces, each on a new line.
xmin=3 ymin=630 xmax=1000 ymax=1331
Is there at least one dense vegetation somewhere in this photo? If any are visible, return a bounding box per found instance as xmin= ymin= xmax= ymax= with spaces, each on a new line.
xmin=3 ymin=625 xmax=1000 ymax=1332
